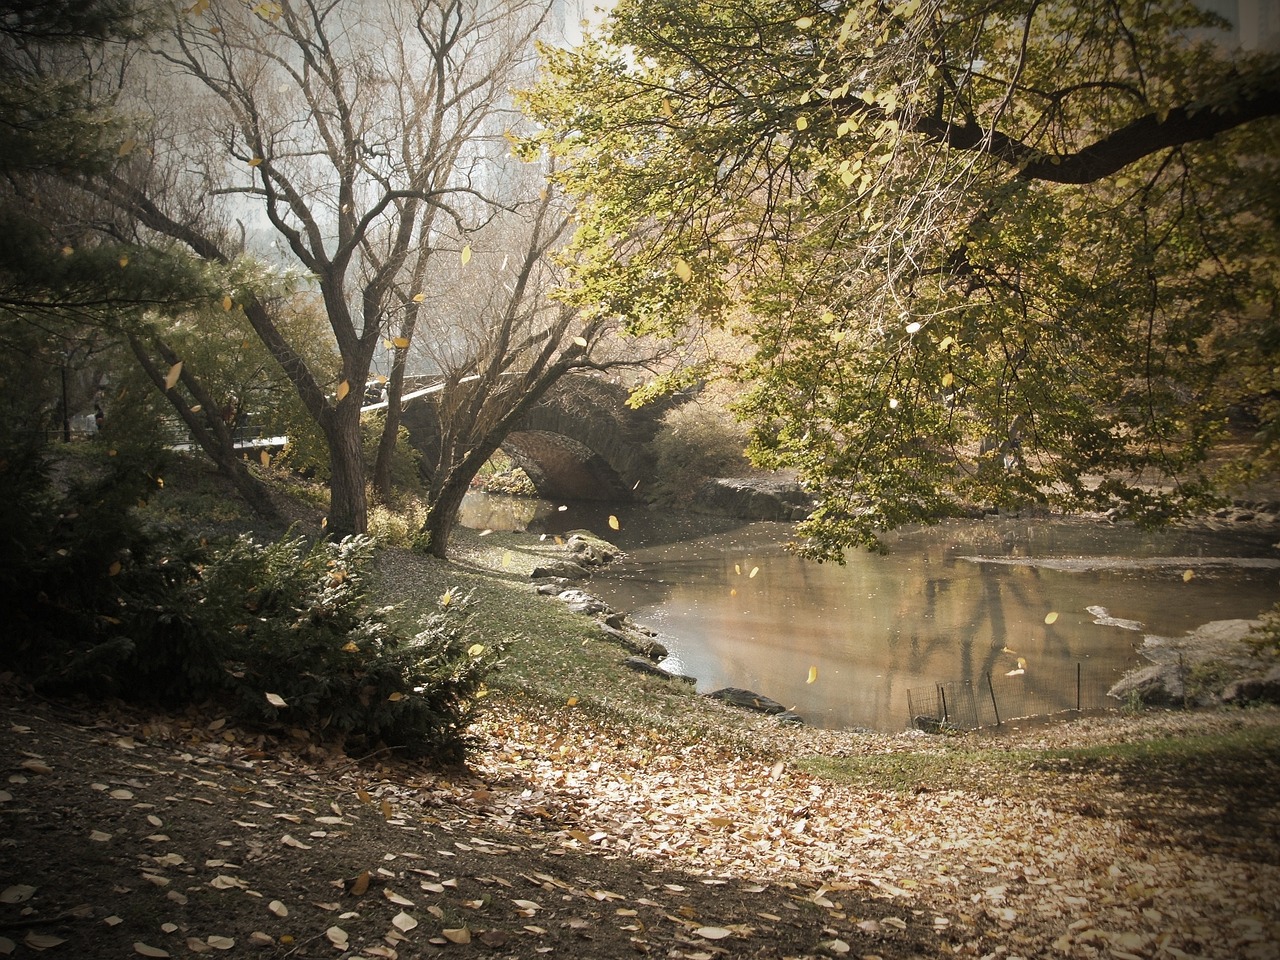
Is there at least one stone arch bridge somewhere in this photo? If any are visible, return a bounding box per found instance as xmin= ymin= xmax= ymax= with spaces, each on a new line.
xmin=374 ymin=374 xmax=681 ymax=501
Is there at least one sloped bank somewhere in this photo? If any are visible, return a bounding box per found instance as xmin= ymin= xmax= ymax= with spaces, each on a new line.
xmin=529 ymin=529 xmax=805 ymax=724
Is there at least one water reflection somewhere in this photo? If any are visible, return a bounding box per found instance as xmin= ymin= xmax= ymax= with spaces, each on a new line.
xmin=460 ymin=493 xmax=1280 ymax=732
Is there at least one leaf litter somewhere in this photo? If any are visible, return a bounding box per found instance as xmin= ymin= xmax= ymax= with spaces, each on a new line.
xmin=0 ymin=679 xmax=1277 ymax=959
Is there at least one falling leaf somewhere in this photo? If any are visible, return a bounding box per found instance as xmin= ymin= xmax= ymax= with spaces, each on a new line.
xmin=248 ymin=157 xmax=263 ymax=167
xmin=467 ymin=643 xmax=485 ymax=657
xmin=501 ymin=550 xmax=513 ymax=568
xmin=905 ymin=321 xmax=922 ymax=334
xmin=265 ymin=693 xmax=286 ymax=708
xmin=1044 ymin=611 xmax=1059 ymax=625
xmin=795 ymin=116 xmax=809 ymax=131
xmin=573 ymin=336 xmax=588 ymax=347
xmin=806 ymin=665 xmax=818 ymax=684
xmin=118 ymin=255 xmax=129 ymax=267
xmin=941 ymin=372 xmax=954 ymax=387
xmin=566 ymin=696 xmax=579 ymax=707
xmin=412 ymin=292 xmax=425 ymax=302
xmin=1183 ymin=569 xmax=1195 ymax=582
xmin=259 ymin=450 xmax=271 ymax=468
xmin=749 ymin=566 xmax=759 ymax=578
xmin=795 ymin=16 xmax=814 ymax=28
xmin=608 ymin=515 xmax=620 ymax=530
xmin=132 ymin=944 xmax=168 ymax=958
xmin=335 ymin=380 xmax=350 ymax=401
xmin=164 ymin=361 xmax=183 ymax=390
xmin=460 ymin=244 xmax=472 ymax=265
xmin=392 ymin=336 xmax=410 ymax=348
xmin=674 ymin=258 xmax=692 ymax=281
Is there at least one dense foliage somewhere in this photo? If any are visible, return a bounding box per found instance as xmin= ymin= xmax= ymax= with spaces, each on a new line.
xmin=525 ymin=0 xmax=1280 ymax=557
xmin=0 ymin=441 xmax=500 ymax=762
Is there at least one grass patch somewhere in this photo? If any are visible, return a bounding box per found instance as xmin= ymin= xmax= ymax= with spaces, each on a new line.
xmin=800 ymin=721 xmax=1280 ymax=794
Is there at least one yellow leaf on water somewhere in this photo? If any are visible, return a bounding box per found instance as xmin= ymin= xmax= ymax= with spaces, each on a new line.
xmin=164 ymin=361 xmax=183 ymax=390
xmin=1183 ymin=568 xmax=1195 ymax=582
xmin=1017 ymin=657 xmax=1027 ymax=670
xmin=608 ymin=515 xmax=620 ymax=530
xmin=1044 ymin=611 xmax=1059 ymax=624
xmin=806 ymin=665 xmax=818 ymax=684
xmin=734 ymin=564 xmax=741 ymax=575
xmin=749 ymin=566 xmax=759 ymax=578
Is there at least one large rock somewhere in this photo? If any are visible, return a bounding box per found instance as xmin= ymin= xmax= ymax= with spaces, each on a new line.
xmin=1222 ymin=666 xmax=1280 ymax=705
xmin=622 ymin=656 xmax=696 ymax=685
xmin=705 ymin=687 xmax=789 ymax=714
xmin=1107 ymin=664 xmax=1186 ymax=707
xmin=691 ymin=478 xmax=813 ymax=522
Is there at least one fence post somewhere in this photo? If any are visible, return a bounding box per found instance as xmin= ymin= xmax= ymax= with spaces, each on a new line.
xmin=986 ymin=672 xmax=1001 ymax=727
xmin=938 ymin=683 xmax=948 ymax=723
xmin=1076 ymin=662 xmax=1082 ymax=712
xmin=907 ymin=689 xmax=915 ymax=728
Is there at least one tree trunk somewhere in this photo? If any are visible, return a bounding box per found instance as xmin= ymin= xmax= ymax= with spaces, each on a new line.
xmin=420 ymin=468 xmax=474 ymax=559
xmin=371 ymin=336 xmax=412 ymax=503
xmin=323 ymin=401 xmax=368 ymax=538
xmin=127 ymin=334 xmax=281 ymax=522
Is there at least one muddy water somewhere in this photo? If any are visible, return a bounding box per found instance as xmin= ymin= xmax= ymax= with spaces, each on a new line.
xmin=460 ymin=493 xmax=1280 ymax=731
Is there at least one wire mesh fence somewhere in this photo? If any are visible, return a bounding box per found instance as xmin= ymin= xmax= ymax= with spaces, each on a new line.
xmin=907 ymin=662 xmax=1116 ymax=732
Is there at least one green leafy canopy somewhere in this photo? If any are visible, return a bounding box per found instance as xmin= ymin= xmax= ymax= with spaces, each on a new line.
xmin=525 ymin=0 xmax=1280 ymax=558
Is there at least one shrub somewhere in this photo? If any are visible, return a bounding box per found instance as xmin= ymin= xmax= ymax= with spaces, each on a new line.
xmin=648 ymin=402 xmax=751 ymax=504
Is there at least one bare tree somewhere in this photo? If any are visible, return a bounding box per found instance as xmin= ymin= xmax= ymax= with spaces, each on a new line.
xmin=80 ymin=0 xmax=641 ymax=539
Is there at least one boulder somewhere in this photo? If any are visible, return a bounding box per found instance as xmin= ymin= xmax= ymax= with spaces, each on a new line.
xmin=622 ymin=656 xmax=696 ymax=685
xmin=531 ymin=559 xmax=591 ymax=581
xmin=1222 ymin=666 xmax=1280 ymax=705
xmin=706 ymin=687 xmax=789 ymax=715
xmin=691 ymin=477 xmax=813 ymax=522
xmin=598 ymin=623 xmax=669 ymax=660
xmin=1107 ymin=663 xmax=1186 ymax=707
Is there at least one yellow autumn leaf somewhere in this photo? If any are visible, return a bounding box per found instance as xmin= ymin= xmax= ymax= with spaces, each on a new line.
xmin=674 ymin=258 xmax=692 ymax=281
xmin=118 ymin=255 xmax=129 ymax=267
xmin=221 ymin=294 xmax=233 ymax=311
xmin=1183 ymin=569 xmax=1195 ymax=582
xmin=335 ymin=380 xmax=350 ymax=401
xmin=460 ymin=244 xmax=472 ymax=265
xmin=501 ymin=550 xmax=513 ymax=568
xmin=259 ymin=450 xmax=270 ymax=468
xmin=1044 ymin=611 xmax=1059 ymax=624
xmin=661 ymin=98 xmax=674 ymax=118
xmin=412 ymin=292 xmax=425 ymax=302
xmin=265 ymin=693 xmax=286 ymax=708
xmin=573 ymin=336 xmax=588 ymax=347
xmin=806 ymin=665 xmax=818 ymax=684
xmin=795 ymin=16 xmax=813 ymax=28
xmin=749 ymin=566 xmax=759 ymax=578
xmin=608 ymin=515 xmax=620 ymax=530
xmin=440 ymin=588 xmax=454 ymax=606
xmin=248 ymin=157 xmax=263 ymax=167
xmin=467 ymin=644 xmax=485 ymax=657
xmin=164 ymin=361 xmax=183 ymax=390
xmin=392 ymin=336 xmax=410 ymax=349
xmin=566 ymin=696 xmax=579 ymax=707
xmin=796 ymin=116 xmax=809 ymax=131
xmin=442 ymin=928 xmax=471 ymax=944
xmin=941 ymin=372 xmax=954 ymax=387
xmin=387 ymin=692 xmax=404 ymax=702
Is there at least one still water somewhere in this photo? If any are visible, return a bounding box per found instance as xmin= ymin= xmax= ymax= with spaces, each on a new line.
xmin=459 ymin=492 xmax=1280 ymax=731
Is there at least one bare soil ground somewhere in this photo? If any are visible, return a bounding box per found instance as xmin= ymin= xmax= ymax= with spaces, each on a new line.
xmin=3 ymin=682 xmax=1278 ymax=960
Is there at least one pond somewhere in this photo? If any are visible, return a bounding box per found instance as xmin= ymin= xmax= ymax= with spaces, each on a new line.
xmin=459 ymin=492 xmax=1280 ymax=732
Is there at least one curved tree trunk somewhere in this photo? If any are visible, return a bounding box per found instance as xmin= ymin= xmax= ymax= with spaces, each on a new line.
xmin=128 ymin=333 xmax=281 ymax=522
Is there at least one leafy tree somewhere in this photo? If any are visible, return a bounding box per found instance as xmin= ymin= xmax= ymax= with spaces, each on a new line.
xmin=524 ymin=0 xmax=1280 ymax=558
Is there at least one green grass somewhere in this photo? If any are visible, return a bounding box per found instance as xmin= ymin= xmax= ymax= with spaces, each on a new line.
xmin=799 ymin=722 xmax=1280 ymax=794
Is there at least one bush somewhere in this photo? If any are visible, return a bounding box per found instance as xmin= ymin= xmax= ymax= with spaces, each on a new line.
xmin=0 ymin=432 xmax=501 ymax=761
xmin=648 ymin=402 xmax=751 ymax=504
